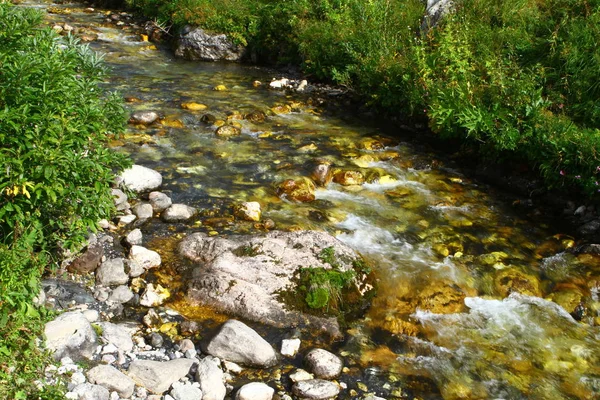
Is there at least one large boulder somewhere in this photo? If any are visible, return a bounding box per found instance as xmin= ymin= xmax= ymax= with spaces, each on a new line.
xmin=195 ymin=356 xmax=226 ymax=400
xmin=44 ymin=311 xmax=97 ymax=361
xmin=174 ymin=26 xmax=246 ymax=62
xmin=119 ymin=165 xmax=162 ymax=193
xmin=205 ymin=320 xmax=277 ymax=367
xmin=179 ymin=230 xmax=372 ymax=338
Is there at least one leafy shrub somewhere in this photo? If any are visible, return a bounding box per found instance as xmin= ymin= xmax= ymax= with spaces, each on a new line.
xmin=0 ymin=3 xmax=129 ymax=397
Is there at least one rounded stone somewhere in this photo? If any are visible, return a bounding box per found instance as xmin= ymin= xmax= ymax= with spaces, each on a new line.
xmin=304 ymin=349 xmax=343 ymax=379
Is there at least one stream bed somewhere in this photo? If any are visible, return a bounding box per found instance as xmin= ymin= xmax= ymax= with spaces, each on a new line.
xmin=29 ymin=1 xmax=600 ymax=398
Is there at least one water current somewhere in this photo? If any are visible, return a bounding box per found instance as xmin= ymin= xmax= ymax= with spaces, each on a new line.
xmin=29 ymin=2 xmax=600 ymax=398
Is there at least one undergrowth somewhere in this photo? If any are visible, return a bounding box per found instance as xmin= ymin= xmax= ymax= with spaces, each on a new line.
xmin=124 ymin=0 xmax=600 ymax=197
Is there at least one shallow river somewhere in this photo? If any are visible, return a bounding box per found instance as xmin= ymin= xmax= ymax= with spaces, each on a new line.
xmin=32 ymin=2 xmax=600 ymax=398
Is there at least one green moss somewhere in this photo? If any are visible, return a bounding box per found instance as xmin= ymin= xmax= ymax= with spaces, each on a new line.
xmin=300 ymin=266 xmax=356 ymax=310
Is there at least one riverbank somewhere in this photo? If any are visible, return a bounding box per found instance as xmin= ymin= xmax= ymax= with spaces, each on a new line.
xmin=119 ymin=0 xmax=600 ymax=201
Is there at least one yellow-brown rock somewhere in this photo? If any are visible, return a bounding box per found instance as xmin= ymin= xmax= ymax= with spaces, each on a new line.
xmin=494 ymin=267 xmax=542 ymax=297
xmin=213 ymin=85 xmax=227 ymax=91
xmin=271 ymin=104 xmax=292 ymax=115
xmin=333 ymin=170 xmax=365 ymax=186
xmin=181 ymin=102 xmax=207 ymax=111
xmin=358 ymin=138 xmax=385 ymax=151
xmin=245 ymin=110 xmax=266 ymax=123
xmin=215 ymin=125 xmax=241 ymax=137
xmin=276 ymin=178 xmax=316 ymax=202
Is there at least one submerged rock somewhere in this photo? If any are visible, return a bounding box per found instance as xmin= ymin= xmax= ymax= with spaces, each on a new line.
xmin=179 ymin=230 xmax=371 ymax=337
xmin=276 ymin=178 xmax=316 ymax=202
xmin=205 ymin=320 xmax=277 ymax=367
xmin=174 ymin=26 xmax=246 ymax=62
xmin=215 ymin=125 xmax=241 ymax=137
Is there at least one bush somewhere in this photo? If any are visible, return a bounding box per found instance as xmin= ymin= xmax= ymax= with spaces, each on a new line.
xmin=0 ymin=3 xmax=129 ymax=397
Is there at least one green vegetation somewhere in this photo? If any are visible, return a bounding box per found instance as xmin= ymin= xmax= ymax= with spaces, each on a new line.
xmin=126 ymin=0 xmax=600 ymax=196
xmin=300 ymin=266 xmax=356 ymax=309
xmin=0 ymin=3 xmax=129 ymax=397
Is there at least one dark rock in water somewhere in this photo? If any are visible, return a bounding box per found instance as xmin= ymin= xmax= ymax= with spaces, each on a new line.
xmin=179 ymin=230 xmax=373 ymax=338
xmin=201 ymin=113 xmax=217 ymax=124
xmin=68 ymin=243 xmax=104 ymax=274
xmin=174 ymin=26 xmax=246 ymax=62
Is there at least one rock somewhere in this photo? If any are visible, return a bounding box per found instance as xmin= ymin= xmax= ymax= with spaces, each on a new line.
xmin=196 ymin=357 xmax=226 ymax=400
xmin=213 ymin=85 xmax=227 ymax=91
xmin=125 ymin=229 xmax=143 ymax=246
xmin=149 ymin=192 xmax=173 ymax=213
xmin=201 ymin=114 xmax=217 ymax=124
xmin=205 ymin=320 xmax=277 ymax=367
xmin=128 ymin=245 xmax=161 ymax=274
xmin=149 ymin=332 xmax=164 ymax=348
xmin=82 ymin=309 xmax=99 ymax=323
xmin=140 ymin=283 xmax=170 ymax=307
xmin=235 ymin=382 xmax=274 ymax=400
xmin=270 ymin=104 xmax=292 ymax=114
xmin=174 ymin=26 xmax=245 ymax=62
xmin=108 ymin=285 xmax=134 ymax=304
xmin=112 ymin=189 xmax=129 ymax=211
xmin=289 ymin=369 xmax=314 ymax=383
xmin=245 ymin=110 xmax=266 ymax=123
xmin=181 ymin=102 xmax=207 ymax=111
xmin=297 ymin=80 xmax=308 ymax=92
xmin=127 ymin=359 xmax=196 ymax=394
xmin=234 ymin=202 xmax=261 ymax=222
xmin=311 ymin=163 xmax=332 ymax=187
xmin=304 ymin=349 xmax=343 ymax=379
xmin=179 ymin=339 xmax=195 ymax=352
xmin=96 ymin=258 xmax=129 ymax=287
xmin=130 ymin=111 xmax=160 ymax=125
xmin=578 ymin=219 xmax=600 ymax=236
xmin=215 ymin=125 xmax=241 ymax=137
xmin=118 ymin=214 xmax=136 ymax=226
xmin=494 ymin=268 xmax=541 ymax=298
xmin=120 ymin=165 xmax=162 ymax=193
xmin=276 ymin=178 xmax=316 ymax=202
xmin=133 ymin=203 xmax=154 ymax=219
xmin=333 ymin=170 xmax=364 ymax=186
xmin=292 ymin=380 xmax=340 ymax=400
xmin=422 ymin=0 xmax=454 ymax=30
xmin=269 ymin=78 xmax=289 ymax=89
xmin=69 ymin=383 xmax=110 ymax=400
xmin=87 ymin=365 xmax=135 ymax=398
xmin=180 ymin=231 xmax=369 ymax=338
xmin=170 ymin=381 xmax=203 ymax=400
xmin=162 ymin=204 xmax=198 ymax=222
xmin=281 ymin=338 xmax=301 ymax=358
xmin=68 ymin=243 xmax=104 ymax=274
xmin=97 ymin=322 xmax=134 ymax=353
xmin=45 ymin=311 xmax=97 ymax=361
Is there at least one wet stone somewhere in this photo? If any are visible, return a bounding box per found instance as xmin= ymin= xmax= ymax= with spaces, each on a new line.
xmin=125 ymin=229 xmax=143 ymax=246
xmin=292 ymin=379 xmax=340 ymax=400
xmin=162 ymin=204 xmax=197 ymax=222
xmin=129 ymin=111 xmax=159 ymax=125
xmin=304 ymin=349 xmax=343 ymax=379
xmin=215 ymin=125 xmax=241 ymax=137
xmin=149 ymin=191 xmax=172 ymax=213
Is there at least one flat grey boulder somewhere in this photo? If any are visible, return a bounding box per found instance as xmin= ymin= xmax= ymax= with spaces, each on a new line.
xmin=174 ymin=26 xmax=245 ymax=62
xmin=97 ymin=322 xmax=134 ymax=353
xmin=96 ymin=258 xmax=129 ymax=287
xmin=133 ymin=203 xmax=154 ymax=219
xmin=196 ymin=356 xmax=226 ymax=400
xmin=205 ymin=320 xmax=277 ymax=367
xmin=130 ymin=111 xmax=159 ymax=125
xmin=235 ymin=382 xmax=274 ymax=400
xmin=162 ymin=204 xmax=197 ymax=222
xmin=69 ymin=383 xmax=110 ymax=400
xmin=87 ymin=365 xmax=135 ymax=398
xmin=304 ymin=349 xmax=343 ymax=379
xmin=128 ymin=359 xmax=196 ymax=394
xmin=120 ymin=165 xmax=162 ymax=193
xmin=125 ymin=228 xmax=143 ymax=246
xmin=292 ymin=379 xmax=340 ymax=400
xmin=44 ymin=311 xmax=97 ymax=361
xmin=108 ymin=285 xmax=134 ymax=304
xmin=179 ymin=230 xmax=369 ymax=338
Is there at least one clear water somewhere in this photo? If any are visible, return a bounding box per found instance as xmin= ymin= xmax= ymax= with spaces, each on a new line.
xmin=35 ymin=3 xmax=600 ymax=398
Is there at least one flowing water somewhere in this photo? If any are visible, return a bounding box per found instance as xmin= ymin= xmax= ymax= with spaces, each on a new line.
xmin=31 ymin=2 xmax=600 ymax=398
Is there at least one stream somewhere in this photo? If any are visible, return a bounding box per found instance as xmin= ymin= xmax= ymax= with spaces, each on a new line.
xmin=28 ymin=1 xmax=600 ymax=399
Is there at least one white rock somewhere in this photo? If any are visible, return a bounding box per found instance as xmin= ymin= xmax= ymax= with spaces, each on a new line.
xmin=71 ymin=372 xmax=87 ymax=386
xmin=118 ymin=214 xmax=137 ymax=226
xmin=296 ymin=80 xmax=308 ymax=92
xmin=127 ymin=358 xmax=196 ymax=394
xmin=120 ymin=165 xmax=162 ymax=193
xmin=196 ymin=357 xmax=226 ymax=400
xmin=304 ymin=348 xmax=343 ymax=379
xmin=82 ymin=309 xmax=100 ymax=323
xmin=292 ymin=379 xmax=340 ymax=400
xmin=125 ymin=229 xmax=143 ymax=246
xmin=161 ymin=204 xmax=197 ymax=222
xmin=130 ymin=111 xmax=160 ymax=125
xmin=133 ymin=203 xmax=154 ymax=219
xmin=129 ymin=245 xmax=161 ymax=273
xmin=102 ymin=344 xmax=119 ymax=354
xmin=112 ymin=189 xmax=129 ymax=210
xmin=87 ymin=365 xmax=136 ymax=398
xmin=140 ymin=283 xmax=170 ymax=307
xmin=170 ymin=381 xmax=203 ymax=400
xmin=97 ymin=322 xmax=134 ymax=353
xmin=280 ymin=338 xmax=301 ymax=358
xmin=269 ymin=78 xmax=289 ymax=89
xmin=234 ymin=202 xmax=261 ymax=222
xmin=96 ymin=258 xmax=129 ymax=287
xmin=289 ymin=369 xmax=314 ymax=383
xmin=235 ymin=382 xmax=274 ymax=400
xmin=45 ymin=311 xmax=97 ymax=361
xmin=223 ymin=361 xmax=243 ymax=374
xmin=149 ymin=191 xmax=172 ymax=212
xmin=205 ymin=320 xmax=277 ymax=368
xmin=70 ymin=383 xmax=110 ymax=400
